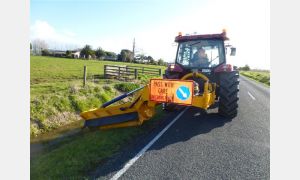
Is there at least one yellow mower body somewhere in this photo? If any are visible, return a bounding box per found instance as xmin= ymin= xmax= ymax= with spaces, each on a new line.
xmin=80 ymin=72 xmax=216 ymax=130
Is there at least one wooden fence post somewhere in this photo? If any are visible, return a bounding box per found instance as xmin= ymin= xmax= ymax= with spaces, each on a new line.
xmin=134 ymin=69 xmax=138 ymax=79
xmin=83 ymin=65 xmax=87 ymax=87
xmin=104 ymin=65 xmax=107 ymax=79
xmin=118 ymin=66 xmax=121 ymax=79
xmin=159 ymin=69 xmax=162 ymax=76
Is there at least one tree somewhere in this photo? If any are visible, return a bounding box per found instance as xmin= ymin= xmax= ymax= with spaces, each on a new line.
xmin=105 ymin=51 xmax=117 ymax=58
xmin=30 ymin=43 xmax=32 ymax=55
xmin=80 ymin=45 xmax=94 ymax=59
xmin=41 ymin=49 xmax=50 ymax=56
xmin=244 ymin=64 xmax=250 ymax=71
xmin=135 ymin=53 xmax=146 ymax=63
xmin=31 ymin=39 xmax=48 ymax=55
xmin=158 ymin=58 xmax=165 ymax=65
xmin=66 ymin=50 xmax=72 ymax=58
xmin=240 ymin=64 xmax=250 ymax=71
xmin=120 ymin=49 xmax=134 ymax=62
xmin=95 ymin=48 xmax=106 ymax=59
xmin=117 ymin=54 xmax=122 ymax=61
xmin=147 ymin=56 xmax=154 ymax=64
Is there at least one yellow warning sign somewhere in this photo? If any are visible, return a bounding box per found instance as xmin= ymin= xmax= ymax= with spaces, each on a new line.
xmin=150 ymin=79 xmax=194 ymax=105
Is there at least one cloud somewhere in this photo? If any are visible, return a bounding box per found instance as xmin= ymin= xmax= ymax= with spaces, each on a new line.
xmin=30 ymin=20 xmax=56 ymax=39
xmin=30 ymin=20 xmax=80 ymax=49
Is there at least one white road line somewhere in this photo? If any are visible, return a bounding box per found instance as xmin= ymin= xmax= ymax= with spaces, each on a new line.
xmin=110 ymin=107 xmax=189 ymax=180
xmin=248 ymin=91 xmax=256 ymax=100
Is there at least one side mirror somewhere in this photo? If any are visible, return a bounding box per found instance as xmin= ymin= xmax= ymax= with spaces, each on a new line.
xmin=230 ymin=47 xmax=236 ymax=56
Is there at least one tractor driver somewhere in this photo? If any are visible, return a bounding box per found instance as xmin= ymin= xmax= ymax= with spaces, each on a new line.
xmin=191 ymin=47 xmax=210 ymax=67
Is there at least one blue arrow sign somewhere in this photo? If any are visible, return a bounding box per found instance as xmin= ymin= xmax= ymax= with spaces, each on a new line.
xmin=176 ymin=85 xmax=190 ymax=101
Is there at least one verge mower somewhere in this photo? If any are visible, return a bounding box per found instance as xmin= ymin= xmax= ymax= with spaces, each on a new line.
xmin=80 ymin=29 xmax=239 ymax=130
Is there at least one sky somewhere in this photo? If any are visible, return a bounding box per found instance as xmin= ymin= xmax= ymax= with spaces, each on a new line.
xmin=30 ymin=0 xmax=270 ymax=69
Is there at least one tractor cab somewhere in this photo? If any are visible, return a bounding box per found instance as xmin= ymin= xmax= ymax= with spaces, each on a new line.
xmin=175 ymin=30 xmax=236 ymax=69
xmin=165 ymin=30 xmax=236 ymax=79
xmin=175 ymin=38 xmax=226 ymax=69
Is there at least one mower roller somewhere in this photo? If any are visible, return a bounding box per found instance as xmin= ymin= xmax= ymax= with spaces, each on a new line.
xmin=80 ymin=29 xmax=239 ymax=130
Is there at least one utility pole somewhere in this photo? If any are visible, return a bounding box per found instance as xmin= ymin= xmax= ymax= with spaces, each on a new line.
xmin=132 ymin=38 xmax=135 ymax=60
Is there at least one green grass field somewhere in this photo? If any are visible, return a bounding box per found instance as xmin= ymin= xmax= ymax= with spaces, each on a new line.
xmin=31 ymin=56 xmax=166 ymax=84
xmin=30 ymin=56 xmax=168 ymax=179
xmin=240 ymin=70 xmax=270 ymax=86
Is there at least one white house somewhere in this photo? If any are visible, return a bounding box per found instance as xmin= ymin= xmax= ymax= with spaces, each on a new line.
xmin=71 ymin=51 xmax=80 ymax=58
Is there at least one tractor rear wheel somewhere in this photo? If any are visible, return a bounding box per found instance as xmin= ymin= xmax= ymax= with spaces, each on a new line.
xmin=218 ymin=71 xmax=239 ymax=118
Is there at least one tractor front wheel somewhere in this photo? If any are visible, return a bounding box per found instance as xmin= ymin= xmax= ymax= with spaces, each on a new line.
xmin=218 ymin=71 xmax=239 ymax=118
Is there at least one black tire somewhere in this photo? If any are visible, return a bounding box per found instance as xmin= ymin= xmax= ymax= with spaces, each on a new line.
xmin=218 ymin=71 xmax=239 ymax=118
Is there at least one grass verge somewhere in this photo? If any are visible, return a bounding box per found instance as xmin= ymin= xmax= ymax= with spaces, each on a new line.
xmin=240 ymin=71 xmax=270 ymax=86
xmin=30 ymin=81 xmax=118 ymax=137
xmin=31 ymin=105 xmax=166 ymax=179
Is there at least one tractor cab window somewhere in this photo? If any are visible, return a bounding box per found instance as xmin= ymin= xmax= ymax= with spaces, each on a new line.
xmin=176 ymin=39 xmax=225 ymax=68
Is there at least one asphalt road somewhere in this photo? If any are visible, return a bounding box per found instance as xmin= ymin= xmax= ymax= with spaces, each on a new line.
xmin=92 ymin=75 xmax=270 ymax=180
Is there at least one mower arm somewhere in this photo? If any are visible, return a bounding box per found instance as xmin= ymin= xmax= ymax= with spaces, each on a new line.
xmin=80 ymin=84 xmax=157 ymax=130
xmin=80 ymin=72 xmax=216 ymax=130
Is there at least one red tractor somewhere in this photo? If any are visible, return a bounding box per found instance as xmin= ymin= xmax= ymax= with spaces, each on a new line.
xmin=163 ymin=30 xmax=239 ymax=118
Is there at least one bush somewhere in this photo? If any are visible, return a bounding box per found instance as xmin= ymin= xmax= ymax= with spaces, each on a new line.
xmin=98 ymin=93 xmax=111 ymax=103
xmin=114 ymin=83 xmax=140 ymax=92
xmin=41 ymin=49 xmax=51 ymax=56
xmin=238 ymin=64 xmax=250 ymax=71
xmin=103 ymin=85 xmax=113 ymax=92
xmin=86 ymin=97 xmax=101 ymax=109
xmin=51 ymin=96 xmax=72 ymax=112
xmin=68 ymin=95 xmax=86 ymax=112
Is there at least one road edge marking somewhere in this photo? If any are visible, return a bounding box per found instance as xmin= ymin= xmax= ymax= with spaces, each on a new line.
xmin=248 ymin=91 xmax=256 ymax=100
xmin=110 ymin=107 xmax=189 ymax=180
